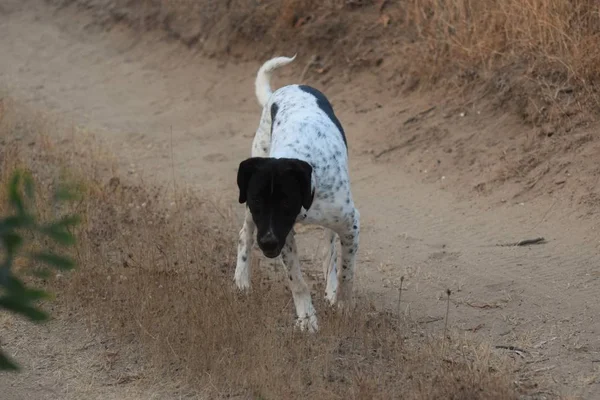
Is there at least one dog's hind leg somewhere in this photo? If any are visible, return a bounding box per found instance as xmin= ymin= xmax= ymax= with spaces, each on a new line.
xmin=322 ymin=228 xmax=338 ymax=305
xmin=234 ymin=209 xmax=255 ymax=290
xmin=335 ymin=208 xmax=360 ymax=310
xmin=251 ymin=105 xmax=273 ymax=157
xmin=281 ymin=231 xmax=318 ymax=333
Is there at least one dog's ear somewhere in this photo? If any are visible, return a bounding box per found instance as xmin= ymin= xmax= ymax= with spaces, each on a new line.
xmin=288 ymin=159 xmax=314 ymax=210
xmin=237 ymin=157 xmax=269 ymax=204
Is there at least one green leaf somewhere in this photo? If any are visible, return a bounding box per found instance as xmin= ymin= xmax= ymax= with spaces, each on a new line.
xmin=0 ymin=296 xmax=49 ymax=322
xmin=8 ymin=171 xmax=25 ymax=215
xmin=41 ymin=214 xmax=80 ymax=233
xmin=0 ymin=277 xmax=49 ymax=305
xmin=54 ymin=215 xmax=81 ymax=228
xmin=1 ymin=276 xmax=27 ymax=296
xmin=0 ymin=351 xmax=19 ymax=371
xmin=23 ymin=172 xmax=35 ymax=201
xmin=0 ymin=215 xmax=35 ymax=232
xmin=39 ymin=215 xmax=79 ymax=245
xmin=39 ymin=225 xmax=76 ymax=246
xmin=31 ymin=268 xmax=52 ymax=279
xmin=2 ymin=233 xmax=23 ymax=254
xmin=30 ymin=252 xmax=75 ymax=271
xmin=0 ymin=216 xmax=23 ymax=230
xmin=23 ymin=287 xmax=50 ymax=302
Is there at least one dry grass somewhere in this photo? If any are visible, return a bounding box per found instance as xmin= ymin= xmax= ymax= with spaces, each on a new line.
xmin=406 ymin=0 xmax=600 ymax=79
xmin=51 ymin=0 xmax=600 ymax=115
xmin=0 ymin=98 xmax=527 ymax=398
xmin=403 ymin=0 xmax=600 ymax=123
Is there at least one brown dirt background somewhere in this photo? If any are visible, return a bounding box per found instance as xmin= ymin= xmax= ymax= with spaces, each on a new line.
xmin=46 ymin=0 xmax=600 ymax=207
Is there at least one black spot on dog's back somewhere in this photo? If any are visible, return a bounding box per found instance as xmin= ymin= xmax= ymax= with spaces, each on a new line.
xmin=298 ymin=85 xmax=347 ymax=148
xmin=271 ymin=102 xmax=279 ymax=123
xmin=270 ymin=102 xmax=279 ymax=136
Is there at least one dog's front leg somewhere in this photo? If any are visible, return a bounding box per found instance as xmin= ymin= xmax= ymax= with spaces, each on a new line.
xmin=336 ymin=208 xmax=360 ymax=311
xmin=280 ymin=231 xmax=318 ymax=333
xmin=234 ymin=208 xmax=255 ymax=290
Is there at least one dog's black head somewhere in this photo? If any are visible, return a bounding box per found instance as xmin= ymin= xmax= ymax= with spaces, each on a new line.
xmin=237 ymin=157 xmax=314 ymax=258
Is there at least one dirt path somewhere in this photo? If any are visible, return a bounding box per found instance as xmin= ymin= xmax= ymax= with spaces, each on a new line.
xmin=1 ymin=1 xmax=600 ymax=398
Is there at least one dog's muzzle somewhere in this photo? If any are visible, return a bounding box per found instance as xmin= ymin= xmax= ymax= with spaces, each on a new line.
xmin=258 ymin=232 xmax=281 ymax=258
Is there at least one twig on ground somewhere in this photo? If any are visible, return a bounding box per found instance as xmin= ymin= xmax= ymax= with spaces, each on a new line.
xmin=533 ymin=336 xmax=557 ymax=349
xmin=404 ymin=106 xmax=436 ymax=125
xmin=464 ymin=323 xmax=485 ymax=332
xmin=374 ymin=134 xmax=417 ymax=159
xmin=466 ymin=302 xmax=502 ymax=309
xmin=495 ymin=345 xmax=527 ymax=357
xmin=496 ymin=237 xmax=547 ymax=247
xmin=418 ymin=316 xmax=443 ymax=324
xmin=526 ymin=358 xmax=550 ymax=364
xmin=374 ymin=144 xmax=403 ymax=159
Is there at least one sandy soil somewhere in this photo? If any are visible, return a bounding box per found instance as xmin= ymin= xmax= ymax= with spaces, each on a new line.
xmin=1 ymin=0 xmax=599 ymax=398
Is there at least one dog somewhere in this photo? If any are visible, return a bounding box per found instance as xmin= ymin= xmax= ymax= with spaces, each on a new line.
xmin=234 ymin=55 xmax=360 ymax=333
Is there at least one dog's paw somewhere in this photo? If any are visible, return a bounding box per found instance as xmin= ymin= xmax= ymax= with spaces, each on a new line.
xmin=295 ymin=314 xmax=319 ymax=333
xmin=234 ymin=281 xmax=250 ymax=292
xmin=325 ymin=289 xmax=337 ymax=306
xmin=234 ymin=273 xmax=250 ymax=292
xmin=234 ymin=260 xmax=251 ymax=291
xmin=334 ymin=282 xmax=353 ymax=312
xmin=324 ymin=276 xmax=338 ymax=305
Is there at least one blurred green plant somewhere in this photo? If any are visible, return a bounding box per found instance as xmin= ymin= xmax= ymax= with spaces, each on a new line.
xmin=0 ymin=169 xmax=80 ymax=371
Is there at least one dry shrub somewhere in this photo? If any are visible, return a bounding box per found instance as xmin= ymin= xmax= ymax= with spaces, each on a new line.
xmin=0 ymin=98 xmax=522 ymax=398
xmin=48 ymin=0 xmax=600 ymax=113
xmin=407 ymin=0 xmax=600 ymax=88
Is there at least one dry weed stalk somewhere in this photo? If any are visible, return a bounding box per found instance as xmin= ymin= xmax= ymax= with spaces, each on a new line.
xmin=444 ymin=288 xmax=452 ymax=339
xmin=397 ymin=275 xmax=404 ymax=318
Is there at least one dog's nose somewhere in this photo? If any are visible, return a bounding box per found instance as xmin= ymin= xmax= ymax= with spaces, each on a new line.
xmin=258 ymin=232 xmax=278 ymax=252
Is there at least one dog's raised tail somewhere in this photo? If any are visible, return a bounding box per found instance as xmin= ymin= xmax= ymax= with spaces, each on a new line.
xmin=255 ymin=55 xmax=297 ymax=107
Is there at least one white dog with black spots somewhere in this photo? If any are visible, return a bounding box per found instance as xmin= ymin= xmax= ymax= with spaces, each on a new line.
xmin=234 ymin=55 xmax=360 ymax=333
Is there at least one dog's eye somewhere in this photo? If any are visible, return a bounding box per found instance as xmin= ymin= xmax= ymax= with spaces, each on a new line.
xmin=281 ymin=200 xmax=297 ymax=216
